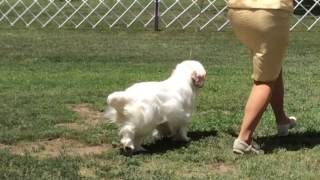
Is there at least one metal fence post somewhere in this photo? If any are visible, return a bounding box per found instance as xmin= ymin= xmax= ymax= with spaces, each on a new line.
xmin=155 ymin=0 xmax=160 ymax=31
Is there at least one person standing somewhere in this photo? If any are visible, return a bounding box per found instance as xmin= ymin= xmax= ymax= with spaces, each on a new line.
xmin=227 ymin=0 xmax=297 ymax=154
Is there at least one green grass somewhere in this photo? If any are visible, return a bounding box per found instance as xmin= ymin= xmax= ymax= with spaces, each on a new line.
xmin=0 ymin=27 xmax=320 ymax=179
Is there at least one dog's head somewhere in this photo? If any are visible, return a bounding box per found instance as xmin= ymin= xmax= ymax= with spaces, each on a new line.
xmin=173 ymin=60 xmax=206 ymax=88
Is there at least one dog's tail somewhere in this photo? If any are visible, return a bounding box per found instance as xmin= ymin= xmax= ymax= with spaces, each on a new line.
xmin=105 ymin=91 xmax=132 ymax=123
xmin=107 ymin=91 xmax=131 ymax=112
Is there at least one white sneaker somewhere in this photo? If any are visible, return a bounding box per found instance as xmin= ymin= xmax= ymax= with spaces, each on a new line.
xmin=233 ymin=138 xmax=263 ymax=155
xmin=277 ymin=116 xmax=297 ymax=136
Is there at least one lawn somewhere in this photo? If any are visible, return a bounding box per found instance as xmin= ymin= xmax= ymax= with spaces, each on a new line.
xmin=0 ymin=26 xmax=320 ymax=179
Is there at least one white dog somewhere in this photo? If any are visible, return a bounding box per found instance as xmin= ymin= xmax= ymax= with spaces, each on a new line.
xmin=106 ymin=60 xmax=206 ymax=151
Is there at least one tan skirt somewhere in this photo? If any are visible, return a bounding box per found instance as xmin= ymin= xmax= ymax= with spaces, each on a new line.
xmin=228 ymin=9 xmax=291 ymax=82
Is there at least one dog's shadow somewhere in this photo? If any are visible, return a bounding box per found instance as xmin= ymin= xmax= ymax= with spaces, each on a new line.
xmin=144 ymin=130 xmax=218 ymax=154
xmin=256 ymin=131 xmax=320 ymax=154
xmin=121 ymin=130 xmax=217 ymax=156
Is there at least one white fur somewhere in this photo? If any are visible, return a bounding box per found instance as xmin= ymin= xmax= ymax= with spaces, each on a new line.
xmin=106 ymin=60 xmax=206 ymax=151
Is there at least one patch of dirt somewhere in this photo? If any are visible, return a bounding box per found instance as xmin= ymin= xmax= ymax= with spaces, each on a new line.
xmin=0 ymin=138 xmax=111 ymax=159
xmin=55 ymin=104 xmax=106 ymax=130
xmin=0 ymin=104 xmax=112 ymax=159
xmin=211 ymin=162 xmax=234 ymax=174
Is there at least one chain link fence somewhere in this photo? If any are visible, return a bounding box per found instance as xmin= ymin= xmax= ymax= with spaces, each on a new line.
xmin=1 ymin=0 xmax=319 ymax=31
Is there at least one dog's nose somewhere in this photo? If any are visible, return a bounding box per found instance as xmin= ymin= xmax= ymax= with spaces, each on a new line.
xmin=192 ymin=72 xmax=206 ymax=88
xmin=196 ymin=75 xmax=206 ymax=88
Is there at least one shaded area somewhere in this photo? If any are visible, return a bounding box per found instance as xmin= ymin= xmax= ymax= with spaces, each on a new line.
xmin=257 ymin=131 xmax=320 ymax=154
xmin=121 ymin=129 xmax=218 ymax=156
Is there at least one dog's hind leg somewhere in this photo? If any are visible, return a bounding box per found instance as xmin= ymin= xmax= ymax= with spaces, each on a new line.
xmin=134 ymin=135 xmax=146 ymax=152
xmin=156 ymin=122 xmax=172 ymax=137
xmin=173 ymin=126 xmax=190 ymax=142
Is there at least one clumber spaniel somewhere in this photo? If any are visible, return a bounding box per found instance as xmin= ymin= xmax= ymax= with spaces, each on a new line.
xmin=106 ymin=60 xmax=206 ymax=152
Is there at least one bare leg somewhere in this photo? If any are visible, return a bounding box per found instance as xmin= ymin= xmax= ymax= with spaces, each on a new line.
xmin=270 ymin=71 xmax=291 ymax=125
xmin=238 ymin=81 xmax=273 ymax=144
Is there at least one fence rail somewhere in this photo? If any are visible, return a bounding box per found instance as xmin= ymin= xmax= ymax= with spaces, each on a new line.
xmin=1 ymin=0 xmax=320 ymax=31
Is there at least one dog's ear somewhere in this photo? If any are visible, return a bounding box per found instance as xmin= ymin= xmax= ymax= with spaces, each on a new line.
xmin=191 ymin=71 xmax=205 ymax=88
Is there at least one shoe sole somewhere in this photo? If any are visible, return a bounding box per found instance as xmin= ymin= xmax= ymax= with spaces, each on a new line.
xmin=233 ymin=149 xmax=245 ymax=154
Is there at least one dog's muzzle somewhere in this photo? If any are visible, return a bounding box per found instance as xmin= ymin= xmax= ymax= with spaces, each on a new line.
xmin=192 ymin=75 xmax=205 ymax=88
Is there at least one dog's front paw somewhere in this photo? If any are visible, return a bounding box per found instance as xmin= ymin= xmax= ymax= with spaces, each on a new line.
xmin=181 ymin=136 xmax=191 ymax=142
xmin=172 ymin=127 xmax=190 ymax=142
xmin=172 ymin=135 xmax=190 ymax=142
xmin=182 ymin=136 xmax=191 ymax=142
